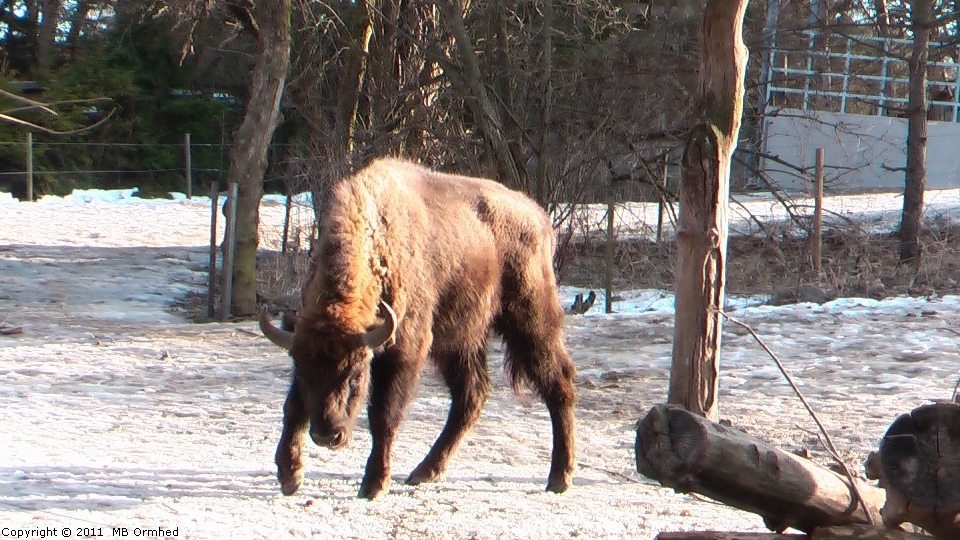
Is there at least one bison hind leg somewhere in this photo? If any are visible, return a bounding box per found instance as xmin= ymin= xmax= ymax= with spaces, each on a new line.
xmin=406 ymin=346 xmax=491 ymax=486
xmin=497 ymin=301 xmax=577 ymax=494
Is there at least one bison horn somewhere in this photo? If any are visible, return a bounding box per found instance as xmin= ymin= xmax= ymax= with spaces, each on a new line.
xmin=363 ymin=300 xmax=397 ymax=349
xmin=260 ymin=311 xmax=295 ymax=350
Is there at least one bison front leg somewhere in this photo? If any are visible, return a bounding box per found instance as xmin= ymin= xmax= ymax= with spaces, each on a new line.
xmin=275 ymin=380 xmax=309 ymax=496
xmin=359 ymin=350 xmax=421 ymax=499
xmin=407 ymin=347 xmax=491 ymax=485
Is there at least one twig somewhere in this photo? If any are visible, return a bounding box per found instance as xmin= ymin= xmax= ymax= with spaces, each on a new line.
xmin=0 ymin=88 xmax=59 ymax=116
xmin=942 ymin=326 xmax=960 ymax=337
xmin=577 ymin=461 xmax=651 ymax=485
xmin=719 ymin=311 xmax=876 ymax=525
xmin=0 ymin=106 xmax=117 ymax=135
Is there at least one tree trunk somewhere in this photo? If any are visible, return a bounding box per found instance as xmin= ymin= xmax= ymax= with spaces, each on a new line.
xmin=635 ymin=405 xmax=885 ymax=533
xmin=899 ymin=0 xmax=930 ymax=265
xmin=669 ymin=0 xmax=749 ymax=421
xmin=534 ymin=0 xmax=554 ymax=208
xmin=435 ymin=0 xmax=523 ymax=190
xmin=65 ymin=0 xmax=90 ymax=61
xmin=35 ymin=0 xmax=60 ymax=76
xmin=874 ymin=0 xmax=889 ymax=37
xmin=876 ymin=403 xmax=960 ymax=540
xmin=225 ymin=0 xmax=292 ymax=316
xmin=335 ymin=2 xmax=374 ymax=160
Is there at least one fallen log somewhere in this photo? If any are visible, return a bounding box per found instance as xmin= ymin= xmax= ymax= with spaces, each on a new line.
xmin=654 ymin=527 xmax=930 ymax=540
xmin=810 ymin=525 xmax=932 ymax=539
xmin=875 ymin=402 xmax=960 ymax=540
xmin=655 ymin=533 xmax=804 ymax=540
xmin=636 ymin=404 xmax=885 ymax=533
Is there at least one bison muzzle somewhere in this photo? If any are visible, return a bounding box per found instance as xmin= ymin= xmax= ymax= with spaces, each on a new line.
xmin=260 ymin=158 xmax=577 ymax=499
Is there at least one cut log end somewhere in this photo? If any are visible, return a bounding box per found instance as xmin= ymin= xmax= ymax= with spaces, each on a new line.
xmin=878 ymin=402 xmax=960 ymax=539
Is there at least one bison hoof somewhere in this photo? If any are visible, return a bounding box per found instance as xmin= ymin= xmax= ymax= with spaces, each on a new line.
xmin=280 ymin=479 xmax=301 ymax=496
xmin=546 ymin=474 xmax=572 ymax=494
xmin=405 ymin=466 xmax=444 ymax=486
xmin=357 ymin=476 xmax=389 ymax=500
xmin=277 ymin=468 xmax=304 ymax=496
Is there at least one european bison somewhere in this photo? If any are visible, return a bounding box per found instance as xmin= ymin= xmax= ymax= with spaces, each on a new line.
xmin=260 ymin=158 xmax=577 ymax=499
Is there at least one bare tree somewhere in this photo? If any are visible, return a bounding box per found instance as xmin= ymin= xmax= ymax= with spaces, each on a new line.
xmin=434 ymin=0 xmax=524 ymax=190
xmin=35 ymin=0 xmax=61 ymax=76
xmin=669 ymin=0 xmax=749 ymax=421
xmin=900 ymin=0 xmax=932 ymax=265
xmin=223 ymin=0 xmax=292 ymax=316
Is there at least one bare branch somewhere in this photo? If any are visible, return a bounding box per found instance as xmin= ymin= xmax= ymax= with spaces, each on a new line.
xmin=0 ymin=88 xmax=59 ymax=117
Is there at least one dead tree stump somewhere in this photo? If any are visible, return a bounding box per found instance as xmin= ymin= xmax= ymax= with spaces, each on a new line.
xmin=876 ymin=402 xmax=960 ymax=539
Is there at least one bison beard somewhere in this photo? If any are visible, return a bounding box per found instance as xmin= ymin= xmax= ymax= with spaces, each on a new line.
xmin=260 ymin=158 xmax=577 ymax=499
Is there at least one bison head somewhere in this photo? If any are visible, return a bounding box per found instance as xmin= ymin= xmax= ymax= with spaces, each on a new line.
xmin=260 ymin=301 xmax=397 ymax=449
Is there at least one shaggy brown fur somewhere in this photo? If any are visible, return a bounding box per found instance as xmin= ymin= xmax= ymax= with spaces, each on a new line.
xmin=264 ymin=157 xmax=577 ymax=499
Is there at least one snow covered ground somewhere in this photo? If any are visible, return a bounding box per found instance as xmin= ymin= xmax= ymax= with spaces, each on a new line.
xmin=1 ymin=189 xmax=958 ymax=539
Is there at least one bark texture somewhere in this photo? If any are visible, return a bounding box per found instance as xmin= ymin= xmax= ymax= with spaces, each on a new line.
xmin=636 ymin=405 xmax=885 ymax=533
xmin=876 ymin=403 xmax=960 ymax=540
xmin=669 ymin=0 xmax=749 ymax=421
xmin=225 ymin=0 xmax=292 ymax=316
xmin=899 ymin=0 xmax=930 ymax=264
xmin=435 ymin=0 xmax=523 ymax=190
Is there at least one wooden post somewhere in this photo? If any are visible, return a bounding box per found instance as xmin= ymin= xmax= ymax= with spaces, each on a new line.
xmin=25 ymin=132 xmax=33 ymax=202
xmin=207 ymin=182 xmax=219 ymax=319
xmin=605 ymin=188 xmax=615 ymax=314
xmin=657 ymin=161 xmax=667 ymax=244
xmin=813 ymin=148 xmax=824 ymax=276
xmin=184 ymin=133 xmax=193 ymax=199
xmin=219 ymin=183 xmax=239 ymax=321
xmin=281 ymin=190 xmax=292 ymax=254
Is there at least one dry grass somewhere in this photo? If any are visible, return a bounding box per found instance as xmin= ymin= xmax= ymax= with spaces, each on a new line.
xmin=559 ymin=223 xmax=960 ymax=300
xmin=179 ymin=216 xmax=960 ymax=322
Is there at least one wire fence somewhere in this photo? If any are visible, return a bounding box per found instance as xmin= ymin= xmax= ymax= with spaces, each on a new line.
xmin=0 ymin=135 xmax=308 ymax=200
xmin=7 ymin=135 xmax=960 ymax=314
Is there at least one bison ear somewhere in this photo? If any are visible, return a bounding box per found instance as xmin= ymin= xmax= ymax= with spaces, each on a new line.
xmin=260 ymin=311 xmax=295 ymax=350
xmin=362 ymin=300 xmax=397 ymax=349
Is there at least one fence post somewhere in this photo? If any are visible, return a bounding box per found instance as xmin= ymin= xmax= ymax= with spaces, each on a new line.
xmin=25 ymin=132 xmax=33 ymax=202
xmin=208 ymin=181 xmax=219 ymax=319
xmin=281 ymin=190 xmax=292 ymax=254
xmin=184 ymin=133 xmax=193 ymax=199
xmin=813 ymin=148 xmax=824 ymax=276
xmin=219 ymin=183 xmax=239 ymax=321
xmin=604 ymin=188 xmax=615 ymax=314
xmin=656 ymin=161 xmax=668 ymax=243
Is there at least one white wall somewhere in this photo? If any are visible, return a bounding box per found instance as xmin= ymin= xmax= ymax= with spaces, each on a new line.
xmin=762 ymin=108 xmax=960 ymax=192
